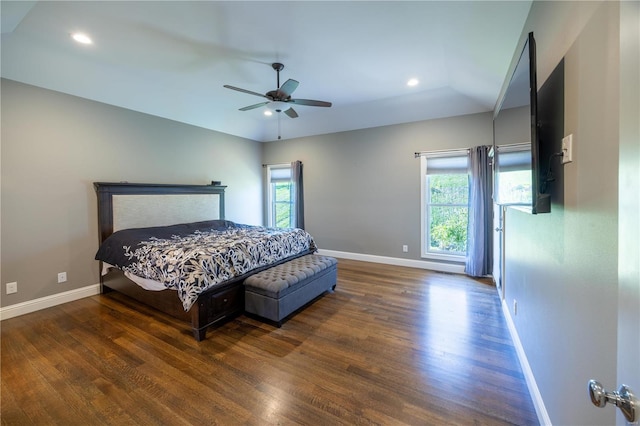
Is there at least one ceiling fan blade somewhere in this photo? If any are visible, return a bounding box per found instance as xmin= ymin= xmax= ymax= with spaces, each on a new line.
xmin=277 ymin=79 xmax=299 ymax=98
xmin=284 ymin=107 xmax=299 ymax=118
xmin=239 ymin=101 xmax=270 ymax=111
xmin=223 ymin=85 xmax=268 ymax=99
xmin=289 ymin=98 xmax=332 ymax=107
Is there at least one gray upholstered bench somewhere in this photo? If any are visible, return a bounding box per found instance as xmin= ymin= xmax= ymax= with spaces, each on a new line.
xmin=244 ymin=254 xmax=337 ymax=326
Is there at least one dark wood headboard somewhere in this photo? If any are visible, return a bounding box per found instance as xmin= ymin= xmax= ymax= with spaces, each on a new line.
xmin=94 ymin=182 xmax=226 ymax=244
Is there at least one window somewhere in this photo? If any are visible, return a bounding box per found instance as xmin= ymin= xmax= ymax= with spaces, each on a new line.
xmin=420 ymin=151 xmax=469 ymax=260
xmin=266 ymin=164 xmax=295 ymax=228
xmin=494 ymin=143 xmax=532 ymax=205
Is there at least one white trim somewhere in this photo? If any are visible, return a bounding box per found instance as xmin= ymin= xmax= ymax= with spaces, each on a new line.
xmin=0 ymin=284 xmax=101 ymax=321
xmin=501 ymin=298 xmax=552 ymax=426
xmin=265 ymin=163 xmax=294 ymax=227
xmin=420 ymin=155 xmax=427 ymax=259
xmin=316 ymin=249 xmax=465 ymax=274
xmin=419 ymin=152 xmax=470 ymax=259
xmin=421 ymin=252 xmax=466 ymax=262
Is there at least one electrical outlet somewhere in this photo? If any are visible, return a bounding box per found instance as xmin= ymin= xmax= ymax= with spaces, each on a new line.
xmin=57 ymin=272 xmax=67 ymax=283
xmin=402 ymin=245 xmax=408 ymax=253
xmin=513 ymin=299 xmax=518 ymax=316
xmin=562 ymin=134 xmax=573 ymax=164
xmin=6 ymin=282 xmax=17 ymax=294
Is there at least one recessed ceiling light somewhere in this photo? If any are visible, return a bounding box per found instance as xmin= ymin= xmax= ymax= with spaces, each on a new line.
xmin=407 ymin=78 xmax=419 ymax=87
xmin=71 ymin=33 xmax=93 ymax=45
xmin=264 ymin=110 xmax=273 ymax=116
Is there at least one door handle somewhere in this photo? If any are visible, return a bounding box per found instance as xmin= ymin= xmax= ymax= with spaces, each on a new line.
xmin=588 ymin=380 xmax=638 ymax=422
xmin=495 ymin=227 xmax=503 ymax=232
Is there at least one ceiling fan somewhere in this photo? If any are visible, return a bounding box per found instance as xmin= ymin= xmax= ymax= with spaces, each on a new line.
xmin=223 ymin=62 xmax=332 ymax=118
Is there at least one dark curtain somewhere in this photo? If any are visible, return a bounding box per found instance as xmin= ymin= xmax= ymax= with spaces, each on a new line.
xmin=291 ymin=160 xmax=305 ymax=229
xmin=465 ymin=146 xmax=493 ymax=277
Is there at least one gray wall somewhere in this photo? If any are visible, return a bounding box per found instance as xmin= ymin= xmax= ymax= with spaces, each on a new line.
xmin=263 ymin=113 xmax=493 ymax=259
xmin=0 ymin=79 xmax=493 ymax=307
xmin=1 ymin=79 xmax=263 ymax=307
xmin=504 ymin=2 xmax=625 ymax=425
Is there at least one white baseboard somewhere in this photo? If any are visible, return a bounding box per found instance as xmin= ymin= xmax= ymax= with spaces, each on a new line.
xmin=501 ymin=299 xmax=552 ymax=426
xmin=0 ymin=284 xmax=101 ymax=321
xmin=316 ymin=249 xmax=465 ymax=274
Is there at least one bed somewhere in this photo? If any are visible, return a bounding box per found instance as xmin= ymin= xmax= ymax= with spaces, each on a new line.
xmin=94 ymin=182 xmax=316 ymax=341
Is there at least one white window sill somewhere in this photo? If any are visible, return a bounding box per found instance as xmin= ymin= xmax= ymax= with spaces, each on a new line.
xmin=421 ymin=252 xmax=466 ymax=263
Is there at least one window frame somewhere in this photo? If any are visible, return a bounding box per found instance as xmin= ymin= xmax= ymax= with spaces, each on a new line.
xmin=420 ymin=150 xmax=470 ymax=261
xmin=265 ymin=164 xmax=295 ymax=228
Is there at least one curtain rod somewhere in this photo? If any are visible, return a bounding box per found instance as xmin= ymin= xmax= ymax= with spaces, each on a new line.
xmin=262 ymin=161 xmax=303 ymax=167
xmin=414 ymin=148 xmax=470 ymax=158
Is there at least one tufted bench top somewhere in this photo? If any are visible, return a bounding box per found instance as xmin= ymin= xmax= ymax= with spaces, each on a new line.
xmin=244 ymin=254 xmax=337 ymax=297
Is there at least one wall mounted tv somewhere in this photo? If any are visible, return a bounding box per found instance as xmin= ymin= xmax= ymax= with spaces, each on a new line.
xmin=493 ymin=32 xmax=550 ymax=214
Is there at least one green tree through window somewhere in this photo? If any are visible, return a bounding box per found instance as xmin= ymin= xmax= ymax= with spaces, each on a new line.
xmin=273 ymin=182 xmax=294 ymax=228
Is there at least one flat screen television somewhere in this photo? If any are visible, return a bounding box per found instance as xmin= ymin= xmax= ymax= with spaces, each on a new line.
xmin=493 ymin=32 xmax=550 ymax=214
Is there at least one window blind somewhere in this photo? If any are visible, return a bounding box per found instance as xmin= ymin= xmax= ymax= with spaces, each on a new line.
xmin=269 ymin=167 xmax=292 ymax=183
xmin=496 ymin=144 xmax=531 ymax=172
xmin=425 ymin=154 xmax=469 ymax=175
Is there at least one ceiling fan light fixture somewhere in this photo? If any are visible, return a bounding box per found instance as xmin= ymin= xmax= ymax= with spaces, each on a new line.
xmin=270 ymin=101 xmax=287 ymax=112
xmin=71 ymin=32 xmax=93 ymax=45
xmin=264 ymin=110 xmax=273 ymax=116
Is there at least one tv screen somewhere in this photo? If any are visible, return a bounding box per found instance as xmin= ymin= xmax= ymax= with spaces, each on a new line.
xmin=493 ymin=32 xmax=550 ymax=214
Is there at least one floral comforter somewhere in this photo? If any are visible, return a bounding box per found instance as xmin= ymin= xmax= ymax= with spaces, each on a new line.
xmin=95 ymin=220 xmax=317 ymax=311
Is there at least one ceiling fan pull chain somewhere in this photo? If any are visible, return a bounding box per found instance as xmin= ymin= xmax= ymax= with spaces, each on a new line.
xmin=278 ymin=115 xmax=282 ymax=140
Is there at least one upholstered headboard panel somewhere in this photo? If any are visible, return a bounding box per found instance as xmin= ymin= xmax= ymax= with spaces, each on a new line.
xmin=94 ymin=182 xmax=226 ymax=243
xmin=112 ymin=194 xmax=221 ymax=232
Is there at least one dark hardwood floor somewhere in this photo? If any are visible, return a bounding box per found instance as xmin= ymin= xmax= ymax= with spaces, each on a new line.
xmin=1 ymin=259 xmax=538 ymax=425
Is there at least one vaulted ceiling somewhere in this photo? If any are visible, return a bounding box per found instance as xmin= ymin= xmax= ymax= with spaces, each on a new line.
xmin=1 ymin=1 xmax=531 ymax=142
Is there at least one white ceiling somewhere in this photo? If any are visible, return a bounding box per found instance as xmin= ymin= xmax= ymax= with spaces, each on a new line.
xmin=1 ymin=1 xmax=531 ymax=142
